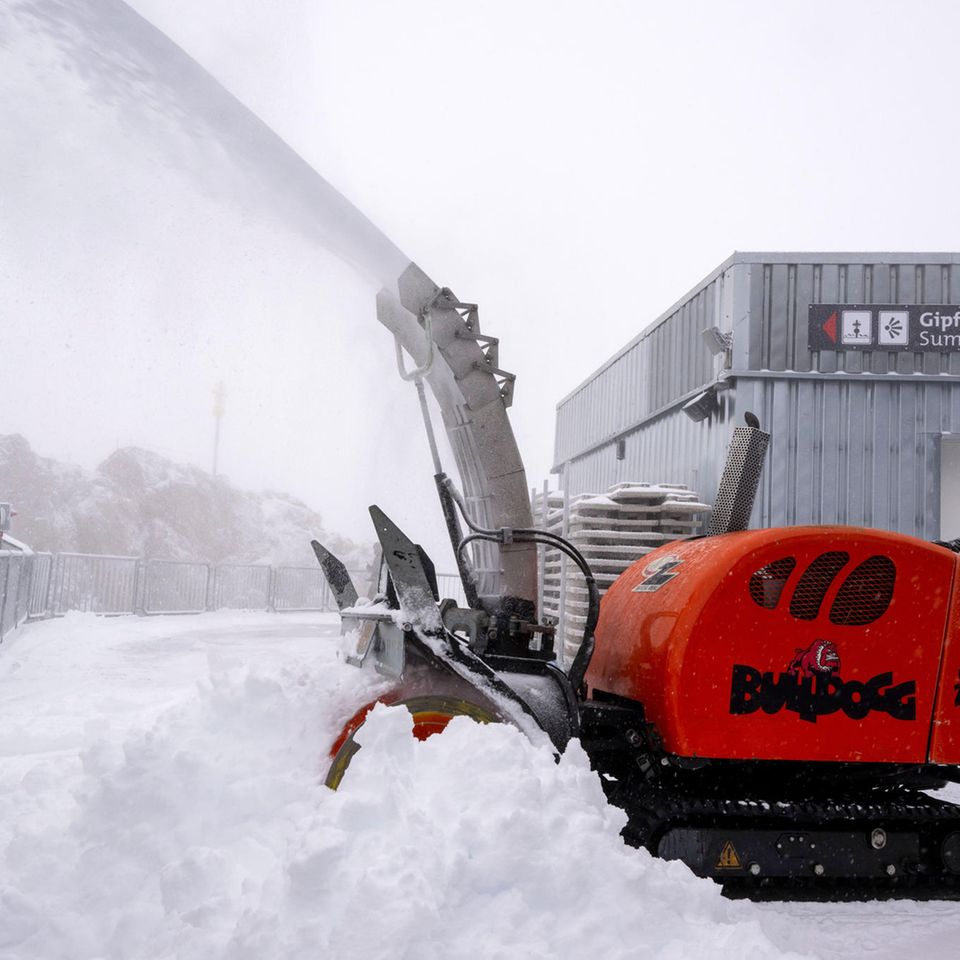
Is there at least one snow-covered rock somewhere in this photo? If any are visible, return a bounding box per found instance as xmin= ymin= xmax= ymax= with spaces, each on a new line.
xmin=0 ymin=434 xmax=367 ymax=567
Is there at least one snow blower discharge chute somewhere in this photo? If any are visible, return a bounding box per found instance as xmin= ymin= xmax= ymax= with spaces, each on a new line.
xmin=314 ymin=264 xmax=960 ymax=900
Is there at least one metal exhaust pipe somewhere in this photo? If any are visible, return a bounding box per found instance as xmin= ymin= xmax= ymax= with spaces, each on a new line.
xmin=707 ymin=412 xmax=771 ymax=536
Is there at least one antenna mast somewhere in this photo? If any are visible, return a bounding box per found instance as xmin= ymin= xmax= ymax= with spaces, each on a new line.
xmin=212 ymin=381 xmax=226 ymax=477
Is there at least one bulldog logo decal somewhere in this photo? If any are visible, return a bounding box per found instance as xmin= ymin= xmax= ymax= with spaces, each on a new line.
xmin=788 ymin=640 xmax=840 ymax=678
xmin=729 ymin=641 xmax=916 ymax=724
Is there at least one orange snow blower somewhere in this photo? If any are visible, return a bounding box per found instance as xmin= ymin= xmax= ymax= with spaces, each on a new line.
xmin=316 ymin=267 xmax=960 ymax=900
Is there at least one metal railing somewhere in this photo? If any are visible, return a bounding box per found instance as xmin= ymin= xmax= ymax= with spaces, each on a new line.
xmin=27 ymin=553 xmax=52 ymax=618
xmin=212 ymin=563 xmax=273 ymax=611
xmin=48 ymin=553 xmax=139 ymax=615
xmin=0 ymin=551 xmax=34 ymax=640
xmin=0 ymin=548 xmax=467 ymax=642
xmin=142 ymin=559 xmax=210 ymax=615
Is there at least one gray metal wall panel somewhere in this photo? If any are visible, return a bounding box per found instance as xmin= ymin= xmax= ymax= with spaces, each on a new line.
xmin=950 ymin=269 xmax=960 ymax=375
xmin=560 ymin=377 xmax=960 ymax=542
xmin=554 ymin=270 xmax=729 ymax=465
xmin=744 ymin=257 xmax=960 ymax=379
xmin=554 ymin=252 xmax=960 ymax=553
xmin=751 ymin=377 xmax=958 ymax=539
xmin=556 ymin=253 xmax=960 ymax=471
xmin=563 ymin=392 xmax=733 ymax=519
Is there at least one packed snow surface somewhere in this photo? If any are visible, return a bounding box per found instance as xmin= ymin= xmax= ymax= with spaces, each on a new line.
xmin=1 ymin=613 xmax=958 ymax=958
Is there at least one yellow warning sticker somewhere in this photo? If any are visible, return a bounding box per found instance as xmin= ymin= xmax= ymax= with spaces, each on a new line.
xmin=716 ymin=841 xmax=742 ymax=870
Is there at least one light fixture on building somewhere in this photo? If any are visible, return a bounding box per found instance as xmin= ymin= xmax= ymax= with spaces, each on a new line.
xmin=701 ymin=326 xmax=733 ymax=356
xmin=682 ymin=387 xmax=720 ymax=422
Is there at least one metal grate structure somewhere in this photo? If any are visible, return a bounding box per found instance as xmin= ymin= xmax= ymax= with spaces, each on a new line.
xmin=533 ymin=481 xmax=710 ymax=664
xmin=707 ymin=424 xmax=771 ymax=536
xmin=829 ymin=556 xmax=896 ymax=626
xmin=748 ymin=557 xmax=797 ymax=609
xmin=788 ymin=552 xmax=850 ymax=621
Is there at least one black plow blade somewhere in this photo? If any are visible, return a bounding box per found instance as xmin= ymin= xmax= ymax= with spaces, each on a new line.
xmin=311 ymin=539 xmax=359 ymax=611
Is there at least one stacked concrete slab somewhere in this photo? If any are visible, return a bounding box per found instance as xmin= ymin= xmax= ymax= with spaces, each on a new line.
xmin=531 ymin=482 xmax=710 ymax=665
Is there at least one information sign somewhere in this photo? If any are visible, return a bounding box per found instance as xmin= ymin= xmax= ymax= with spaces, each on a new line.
xmin=809 ymin=305 xmax=960 ymax=352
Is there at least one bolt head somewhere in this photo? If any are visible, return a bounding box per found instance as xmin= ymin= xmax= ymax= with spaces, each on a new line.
xmin=886 ymin=863 xmax=897 ymax=876
xmin=813 ymin=863 xmax=825 ymax=877
xmin=871 ymin=828 xmax=887 ymax=850
xmin=749 ymin=862 xmax=761 ymax=876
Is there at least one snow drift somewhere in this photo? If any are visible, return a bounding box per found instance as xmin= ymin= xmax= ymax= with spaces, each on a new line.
xmin=4 ymin=612 xmax=960 ymax=959
xmin=0 ymin=611 xmax=794 ymax=960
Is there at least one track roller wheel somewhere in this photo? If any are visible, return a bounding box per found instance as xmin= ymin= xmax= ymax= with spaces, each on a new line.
xmin=324 ymin=694 xmax=499 ymax=790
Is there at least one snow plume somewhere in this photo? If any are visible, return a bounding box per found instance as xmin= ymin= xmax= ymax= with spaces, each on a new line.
xmin=0 ymin=0 xmax=431 ymax=549
xmin=0 ymin=613 xmax=799 ymax=960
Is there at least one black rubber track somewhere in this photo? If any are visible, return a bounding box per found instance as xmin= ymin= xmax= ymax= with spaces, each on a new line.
xmin=618 ymin=784 xmax=960 ymax=901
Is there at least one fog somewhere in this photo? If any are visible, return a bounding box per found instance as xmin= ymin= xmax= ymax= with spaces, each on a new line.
xmin=5 ymin=0 xmax=960 ymax=564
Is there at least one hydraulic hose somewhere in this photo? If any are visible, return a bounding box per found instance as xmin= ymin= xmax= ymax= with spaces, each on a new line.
xmin=456 ymin=527 xmax=600 ymax=695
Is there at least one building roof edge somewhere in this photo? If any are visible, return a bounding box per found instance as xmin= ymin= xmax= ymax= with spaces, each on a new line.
xmin=554 ymin=251 xmax=960 ymax=410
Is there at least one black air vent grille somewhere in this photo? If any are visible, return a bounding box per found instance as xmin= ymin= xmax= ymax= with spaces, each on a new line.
xmin=829 ymin=556 xmax=896 ymax=626
xmin=789 ymin=552 xmax=849 ymax=620
xmin=748 ymin=557 xmax=796 ymax=609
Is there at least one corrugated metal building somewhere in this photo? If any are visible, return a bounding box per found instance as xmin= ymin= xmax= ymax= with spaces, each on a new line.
xmin=553 ymin=252 xmax=960 ymax=541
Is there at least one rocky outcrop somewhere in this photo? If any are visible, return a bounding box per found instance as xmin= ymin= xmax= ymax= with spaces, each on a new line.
xmin=0 ymin=435 xmax=366 ymax=567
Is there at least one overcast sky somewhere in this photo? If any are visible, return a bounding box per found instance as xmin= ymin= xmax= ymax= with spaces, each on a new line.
xmin=8 ymin=0 xmax=960 ymax=561
xmin=123 ymin=0 xmax=960 ymax=451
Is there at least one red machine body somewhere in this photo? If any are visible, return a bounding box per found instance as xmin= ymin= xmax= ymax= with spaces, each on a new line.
xmin=586 ymin=527 xmax=960 ymax=766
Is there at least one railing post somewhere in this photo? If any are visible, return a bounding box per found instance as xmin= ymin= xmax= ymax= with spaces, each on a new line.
xmin=205 ymin=564 xmax=216 ymax=611
xmin=17 ymin=555 xmax=31 ymax=627
xmin=27 ymin=554 xmax=49 ymax=619
xmin=133 ymin=559 xmax=147 ymax=616
xmin=320 ymin=575 xmax=331 ymax=612
xmin=267 ymin=566 xmax=277 ymax=612
xmin=47 ymin=553 xmax=62 ymax=617
xmin=0 ymin=555 xmax=9 ymax=641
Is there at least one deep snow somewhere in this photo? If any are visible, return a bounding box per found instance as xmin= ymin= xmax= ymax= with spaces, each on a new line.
xmin=1 ymin=612 xmax=959 ymax=959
